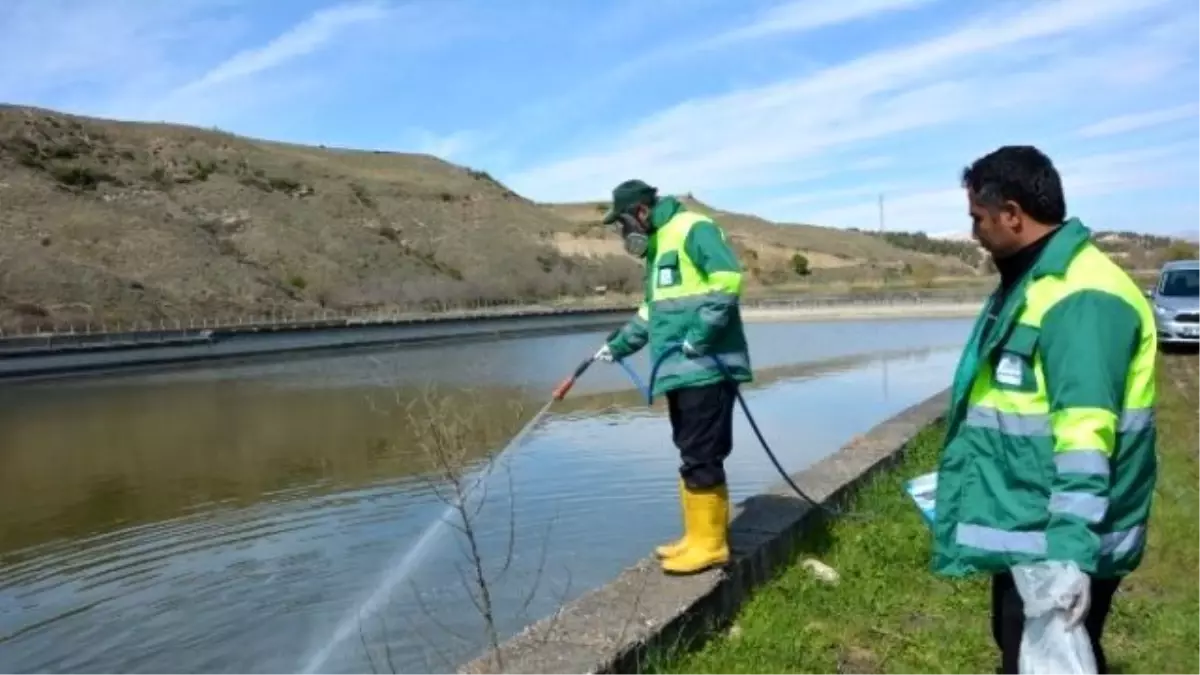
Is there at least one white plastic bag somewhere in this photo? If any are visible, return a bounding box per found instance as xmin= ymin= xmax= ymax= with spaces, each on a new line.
xmin=1011 ymin=561 xmax=1098 ymax=675
xmin=903 ymin=471 xmax=938 ymax=528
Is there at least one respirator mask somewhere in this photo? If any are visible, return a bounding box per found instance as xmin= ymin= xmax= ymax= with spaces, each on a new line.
xmin=615 ymin=211 xmax=650 ymax=258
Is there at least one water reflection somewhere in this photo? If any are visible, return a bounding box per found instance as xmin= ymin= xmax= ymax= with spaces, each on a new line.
xmin=0 ymin=384 xmax=535 ymax=559
xmin=0 ymin=317 xmax=971 ymax=673
xmin=333 ymin=347 xmax=961 ymax=674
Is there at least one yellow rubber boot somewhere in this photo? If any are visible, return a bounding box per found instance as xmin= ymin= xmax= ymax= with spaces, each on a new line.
xmin=655 ymin=478 xmax=691 ymax=559
xmin=661 ymin=483 xmax=730 ymax=575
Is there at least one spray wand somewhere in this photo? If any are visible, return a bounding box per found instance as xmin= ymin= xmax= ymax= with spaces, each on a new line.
xmin=547 ymin=333 xmax=868 ymax=519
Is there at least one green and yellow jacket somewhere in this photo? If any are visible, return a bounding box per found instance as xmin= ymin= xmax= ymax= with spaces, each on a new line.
xmin=932 ymin=218 xmax=1158 ymax=579
xmin=606 ymin=196 xmax=753 ymax=395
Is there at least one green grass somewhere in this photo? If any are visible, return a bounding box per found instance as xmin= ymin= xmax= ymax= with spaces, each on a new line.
xmin=655 ymin=353 xmax=1199 ymax=674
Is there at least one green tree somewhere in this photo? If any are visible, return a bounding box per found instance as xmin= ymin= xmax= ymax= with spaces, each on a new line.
xmin=791 ymin=252 xmax=811 ymax=277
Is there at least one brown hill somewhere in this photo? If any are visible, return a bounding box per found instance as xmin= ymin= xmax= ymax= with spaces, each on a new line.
xmin=541 ymin=197 xmax=976 ymax=284
xmin=0 ymin=105 xmax=645 ymax=329
xmin=854 ymin=228 xmax=1198 ymax=274
xmin=0 ymin=104 xmax=976 ymax=330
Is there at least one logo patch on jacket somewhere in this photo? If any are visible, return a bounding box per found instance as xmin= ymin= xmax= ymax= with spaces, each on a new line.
xmin=995 ymin=354 xmax=1024 ymax=386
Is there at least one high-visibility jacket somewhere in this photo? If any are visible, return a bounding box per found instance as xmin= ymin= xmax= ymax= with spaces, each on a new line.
xmin=931 ymin=218 xmax=1158 ymax=579
xmin=607 ymin=197 xmax=753 ymax=395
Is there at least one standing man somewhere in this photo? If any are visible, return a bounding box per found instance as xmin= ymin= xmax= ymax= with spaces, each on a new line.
xmin=930 ymin=146 xmax=1158 ymax=673
xmin=592 ymin=179 xmax=753 ymax=575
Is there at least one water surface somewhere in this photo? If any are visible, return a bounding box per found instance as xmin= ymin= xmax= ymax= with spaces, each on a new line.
xmin=0 ymin=317 xmax=971 ymax=673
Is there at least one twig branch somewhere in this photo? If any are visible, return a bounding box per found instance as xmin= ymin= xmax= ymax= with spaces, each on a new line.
xmin=358 ymin=614 xmax=380 ymax=674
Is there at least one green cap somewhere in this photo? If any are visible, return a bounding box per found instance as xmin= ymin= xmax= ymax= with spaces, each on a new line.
xmin=602 ymin=179 xmax=657 ymax=224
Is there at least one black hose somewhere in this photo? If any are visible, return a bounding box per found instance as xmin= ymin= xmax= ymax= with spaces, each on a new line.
xmin=621 ymin=343 xmax=866 ymax=519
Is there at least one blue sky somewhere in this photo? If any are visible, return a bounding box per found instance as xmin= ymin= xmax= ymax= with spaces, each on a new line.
xmin=2 ymin=0 xmax=1197 ymax=236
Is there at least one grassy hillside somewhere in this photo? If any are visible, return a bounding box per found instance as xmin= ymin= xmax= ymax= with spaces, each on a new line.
xmin=1092 ymin=231 xmax=1199 ymax=269
xmin=850 ymin=228 xmax=1198 ymax=274
xmin=542 ymin=197 xmax=976 ymax=285
xmin=0 ymin=105 xmax=994 ymax=330
xmin=0 ymin=105 xmax=643 ymax=330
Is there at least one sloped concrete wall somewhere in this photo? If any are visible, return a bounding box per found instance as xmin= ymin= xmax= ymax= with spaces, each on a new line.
xmin=460 ymin=389 xmax=950 ymax=674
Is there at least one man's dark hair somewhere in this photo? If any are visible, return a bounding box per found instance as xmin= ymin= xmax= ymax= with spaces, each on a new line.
xmin=961 ymin=145 xmax=1067 ymax=225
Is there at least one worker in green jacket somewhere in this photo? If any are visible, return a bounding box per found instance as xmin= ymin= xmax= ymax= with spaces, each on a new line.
xmin=592 ymin=179 xmax=753 ymax=575
xmin=931 ymin=146 xmax=1157 ymax=674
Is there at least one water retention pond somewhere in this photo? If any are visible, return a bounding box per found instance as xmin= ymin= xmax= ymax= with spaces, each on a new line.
xmin=0 ymin=317 xmax=972 ymax=673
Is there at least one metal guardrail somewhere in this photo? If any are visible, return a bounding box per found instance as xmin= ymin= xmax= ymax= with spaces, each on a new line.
xmin=0 ymin=305 xmax=634 ymax=357
xmin=743 ymin=288 xmax=987 ymax=308
xmin=0 ymin=289 xmax=989 ymax=358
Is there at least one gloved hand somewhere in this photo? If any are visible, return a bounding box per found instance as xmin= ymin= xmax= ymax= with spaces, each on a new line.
xmin=1011 ymin=561 xmax=1096 ymax=675
xmin=1062 ymin=567 xmax=1091 ymax=628
xmin=1012 ymin=560 xmax=1091 ymax=627
xmin=593 ymin=343 xmax=615 ymax=362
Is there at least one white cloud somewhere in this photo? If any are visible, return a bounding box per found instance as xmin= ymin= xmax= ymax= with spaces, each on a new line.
xmin=791 ymin=143 xmax=1198 ymax=233
xmin=502 ymin=0 xmax=940 ymax=143
xmin=0 ymin=0 xmax=239 ymax=106
xmin=706 ymin=0 xmax=939 ymax=46
xmin=1076 ymin=103 xmax=1200 ymax=138
xmin=0 ymin=0 xmax=462 ymax=130
xmin=130 ymin=1 xmax=387 ymax=123
xmin=174 ymin=2 xmax=386 ymax=95
xmin=1057 ymin=142 xmax=1199 ymax=195
xmin=506 ymin=0 xmax=1184 ymax=203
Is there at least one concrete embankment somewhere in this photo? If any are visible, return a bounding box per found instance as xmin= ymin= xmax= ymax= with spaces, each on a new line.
xmin=0 ymin=297 xmax=984 ymax=382
xmin=459 ymin=389 xmax=950 ymax=674
xmin=0 ymin=308 xmax=630 ymax=381
xmin=741 ymin=301 xmax=981 ymax=323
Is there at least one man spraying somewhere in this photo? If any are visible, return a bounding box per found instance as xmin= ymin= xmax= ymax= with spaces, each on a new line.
xmin=592 ymin=179 xmax=753 ymax=575
xmin=930 ymin=146 xmax=1157 ymax=673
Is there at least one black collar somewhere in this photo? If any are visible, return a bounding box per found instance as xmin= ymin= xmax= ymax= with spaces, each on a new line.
xmin=995 ymin=228 xmax=1058 ymax=291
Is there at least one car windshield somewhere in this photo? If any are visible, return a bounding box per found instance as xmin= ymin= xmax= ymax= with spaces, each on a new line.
xmin=1159 ymin=268 xmax=1200 ymax=297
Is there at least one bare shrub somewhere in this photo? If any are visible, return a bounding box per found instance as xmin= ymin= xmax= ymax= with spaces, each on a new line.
xmin=349 ymin=382 xmax=570 ymax=673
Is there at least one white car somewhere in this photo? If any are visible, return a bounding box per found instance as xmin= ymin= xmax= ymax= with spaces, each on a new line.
xmin=1148 ymin=259 xmax=1200 ymax=346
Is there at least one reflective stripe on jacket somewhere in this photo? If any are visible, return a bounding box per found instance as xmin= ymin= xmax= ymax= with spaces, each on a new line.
xmin=607 ymin=198 xmax=753 ymax=395
xmin=931 ymin=218 xmax=1157 ymax=579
